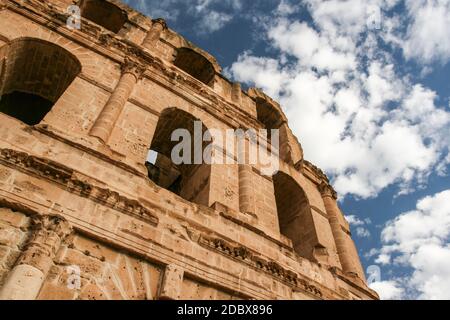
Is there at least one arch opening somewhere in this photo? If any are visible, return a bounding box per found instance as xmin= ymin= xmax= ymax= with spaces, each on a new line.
xmin=174 ymin=48 xmax=215 ymax=86
xmin=254 ymin=96 xmax=300 ymax=165
xmin=146 ymin=108 xmax=211 ymax=206
xmin=80 ymin=0 xmax=128 ymax=33
xmin=0 ymin=38 xmax=81 ymax=125
xmin=255 ymin=97 xmax=284 ymax=142
xmin=273 ymin=171 xmax=316 ymax=260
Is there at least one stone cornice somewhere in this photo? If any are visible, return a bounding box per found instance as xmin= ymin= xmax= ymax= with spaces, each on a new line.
xmin=34 ymin=125 xmax=146 ymax=177
xmin=329 ymin=267 xmax=380 ymax=300
xmin=319 ymin=181 xmax=338 ymax=200
xmin=197 ymin=234 xmax=323 ymax=299
xmin=0 ymin=148 xmax=159 ymax=226
xmin=303 ymin=160 xmax=330 ymax=183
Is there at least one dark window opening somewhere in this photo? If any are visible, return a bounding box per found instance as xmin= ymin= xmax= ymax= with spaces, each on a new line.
xmin=255 ymin=97 xmax=284 ymax=141
xmin=254 ymin=97 xmax=296 ymax=164
xmin=273 ymin=171 xmax=316 ymax=260
xmin=80 ymin=0 xmax=128 ymax=33
xmin=0 ymin=38 xmax=81 ymax=125
xmin=0 ymin=91 xmax=53 ymax=125
xmin=146 ymin=108 xmax=211 ymax=206
xmin=174 ymin=48 xmax=215 ymax=85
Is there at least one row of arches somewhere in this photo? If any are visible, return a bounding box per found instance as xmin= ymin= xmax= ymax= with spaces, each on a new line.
xmin=0 ymin=37 xmax=315 ymax=261
xmin=145 ymin=108 xmax=315 ymax=261
xmin=78 ymin=1 xmax=216 ymax=86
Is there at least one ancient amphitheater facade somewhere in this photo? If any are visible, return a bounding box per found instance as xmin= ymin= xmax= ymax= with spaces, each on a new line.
xmin=0 ymin=0 xmax=378 ymax=300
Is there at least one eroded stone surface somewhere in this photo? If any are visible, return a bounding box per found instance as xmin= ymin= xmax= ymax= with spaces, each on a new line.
xmin=0 ymin=0 xmax=378 ymax=300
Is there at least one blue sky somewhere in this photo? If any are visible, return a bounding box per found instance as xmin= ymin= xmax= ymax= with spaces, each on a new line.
xmin=123 ymin=0 xmax=450 ymax=300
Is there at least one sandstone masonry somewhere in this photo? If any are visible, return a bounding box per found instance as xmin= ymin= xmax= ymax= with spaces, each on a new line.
xmin=0 ymin=0 xmax=378 ymax=300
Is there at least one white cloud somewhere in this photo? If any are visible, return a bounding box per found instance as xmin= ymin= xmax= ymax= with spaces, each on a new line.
xmin=375 ymin=190 xmax=450 ymax=299
xmin=346 ymin=215 xmax=371 ymax=238
xmin=267 ymin=20 xmax=356 ymax=72
xmin=369 ymin=280 xmax=404 ymax=300
xmin=276 ymin=0 xmax=298 ymax=16
xmin=229 ymin=53 xmax=287 ymax=98
xmin=346 ymin=215 xmax=366 ymax=226
xmin=124 ymin=0 xmax=240 ymax=34
xmin=402 ymin=0 xmax=450 ymax=64
xmin=375 ymin=253 xmax=391 ymax=265
xmin=356 ymin=227 xmax=371 ymax=238
xmin=197 ymin=11 xmax=232 ymax=33
xmin=229 ymin=4 xmax=450 ymax=199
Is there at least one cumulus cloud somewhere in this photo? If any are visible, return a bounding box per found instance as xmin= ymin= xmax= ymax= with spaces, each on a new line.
xmin=276 ymin=0 xmax=299 ymax=16
xmin=402 ymin=0 xmax=450 ymax=64
xmin=228 ymin=1 xmax=450 ymax=199
xmin=346 ymin=215 xmax=372 ymax=238
xmin=374 ymin=190 xmax=450 ymax=299
xmin=346 ymin=215 xmax=366 ymax=226
xmin=197 ymin=11 xmax=233 ymax=33
xmin=369 ymin=280 xmax=404 ymax=300
xmin=124 ymin=0 xmax=241 ymax=34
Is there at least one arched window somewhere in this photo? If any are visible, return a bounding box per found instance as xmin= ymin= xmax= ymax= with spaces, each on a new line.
xmin=146 ymin=108 xmax=211 ymax=206
xmin=252 ymin=92 xmax=303 ymax=165
xmin=273 ymin=171 xmax=316 ymax=260
xmin=255 ymin=97 xmax=284 ymax=143
xmin=0 ymin=38 xmax=81 ymax=125
xmin=80 ymin=0 xmax=128 ymax=33
xmin=174 ymin=48 xmax=215 ymax=86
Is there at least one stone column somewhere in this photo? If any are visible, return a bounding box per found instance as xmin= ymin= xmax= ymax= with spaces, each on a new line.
xmin=231 ymin=82 xmax=242 ymax=105
xmin=237 ymin=134 xmax=256 ymax=216
xmin=142 ymin=18 xmax=167 ymax=49
xmin=238 ymin=164 xmax=256 ymax=215
xmin=0 ymin=215 xmax=72 ymax=300
xmin=319 ymin=183 xmax=365 ymax=280
xmin=90 ymin=59 xmax=145 ymax=143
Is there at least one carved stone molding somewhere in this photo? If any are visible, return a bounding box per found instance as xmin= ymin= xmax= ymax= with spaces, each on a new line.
xmin=304 ymin=160 xmax=330 ymax=183
xmin=0 ymin=213 xmax=72 ymax=300
xmin=18 ymin=215 xmax=72 ymax=274
xmin=151 ymin=18 xmax=167 ymax=30
xmin=0 ymin=148 xmax=159 ymax=226
xmin=121 ymin=57 xmax=146 ymax=80
xmin=198 ymin=234 xmax=323 ymax=298
xmin=318 ymin=182 xmax=338 ymax=200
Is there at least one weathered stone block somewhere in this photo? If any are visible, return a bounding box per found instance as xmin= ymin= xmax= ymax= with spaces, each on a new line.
xmin=159 ymin=264 xmax=184 ymax=300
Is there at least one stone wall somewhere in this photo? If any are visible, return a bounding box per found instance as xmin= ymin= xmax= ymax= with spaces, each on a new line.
xmin=0 ymin=208 xmax=31 ymax=286
xmin=0 ymin=0 xmax=378 ymax=300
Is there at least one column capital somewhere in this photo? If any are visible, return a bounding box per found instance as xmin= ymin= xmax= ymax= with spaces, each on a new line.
xmin=32 ymin=214 xmax=73 ymax=240
xmin=0 ymin=215 xmax=72 ymax=300
xmin=319 ymin=182 xmax=338 ymax=200
xmin=151 ymin=18 xmax=168 ymax=30
xmin=121 ymin=58 xmax=146 ymax=80
xmin=18 ymin=215 xmax=72 ymax=273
